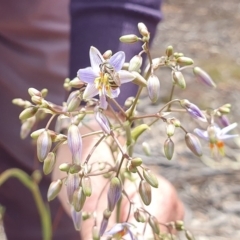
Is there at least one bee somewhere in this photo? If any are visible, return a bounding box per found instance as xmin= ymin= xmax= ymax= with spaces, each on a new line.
xmin=99 ymin=62 xmax=121 ymax=90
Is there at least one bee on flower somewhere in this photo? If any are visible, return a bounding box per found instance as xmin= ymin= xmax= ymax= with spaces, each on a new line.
xmin=77 ymin=46 xmax=135 ymax=110
xmin=194 ymin=122 xmax=238 ymax=155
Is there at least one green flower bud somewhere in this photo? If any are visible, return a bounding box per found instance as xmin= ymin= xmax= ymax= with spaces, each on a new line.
xmin=139 ymin=180 xmax=152 ymax=206
xmin=128 ymin=164 xmax=138 ymax=173
xmin=100 ymin=209 xmax=112 ymax=236
xmin=129 ymin=55 xmax=143 ymax=72
xmin=193 ymin=67 xmax=216 ymax=88
xmin=138 ymin=22 xmax=149 ymax=37
xmin=124 ymin=97 xmax=135 ymax=108
xmin=19 ymin=106 xmax=38 ymax=121
xmin=170 ymin=117 xmax=181 ymax=127
xmin=164 ymin=138 xmax=174 ymax=160
xmin=166 ymin=45 xmax=173 ymax=57
xmin=131 ymin=157 xmax=143 ymax=167
xmin=119 ymin=34 xmax=139 ymax=43
xmin=185 ymin=133 xmax=202 ymax=157
xmin=148 ymin=215 xmax=160 ymax=234
xmin=92 ymin=226 xmax=100 ymax=240
xmin=69 ymin=77 xmax=84 ymax=88
xmin=102 ymin=50 xmax=112 ymax=59
xmin=166 ymin=123 xmax=175 ymax=137
xmin=73 ymin=187 xmax=86 ymax=212
xmin=172 ymin=71 xmax=186 ymax=89
xmin=81 ymin=176 xmax=92 ymax=197
xmin=67 ymin=95 xmax=81 ymax=112
xmin=69 ymin=164 xmax=81 ymax=174
xmin=174 ymin=220 xmax=185 ymax=231
xmin=142 ymin=141 xmax=151 ymax=156
xmin=134 ymin=209 xmax=146 ymax=223
xmin=66 ymin=173 xmax=80 ymax=204
xmin=147 ymin=74 xmax=160 ymax=103
xmin=20 ymin=116 xmax=36 ymax=139
xmin=185 ymin=230 xmax=195 ymax=240
xmin=31 ymin=95 xmax=42 ymax=105
xmin=82 ymin=211 xmax=91 ymax=221
xmin=143 ymin=169 xmax=158 ymax=188
xmin=219 ymin=103 xmax=231 ymax=114
xmin=28 ymin=87 xmax=42 ymax=97
xmin=59 ymin=163 xmax=71 ymax=172
xmin=41 ymin=88 xmax=48 ymax=98
xmin=107 ymin=177 xmax=122 ymax=211
xmin=47 ymin=179 xmax=62 ymax=201
xmin=37 ymin=130 xmax=52 ymax=162
xmin=12 ymin=98 xmax=31 ymax=108
xmin=131 ymin=124 xmax=150 ymax=142
xmin=43 ymin=152 xmax=56 ymax=175
xmin=177 ymin=57 xmax=194 ymax=66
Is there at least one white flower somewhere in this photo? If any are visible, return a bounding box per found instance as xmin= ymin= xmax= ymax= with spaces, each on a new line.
xmin=194 ymin=122 xmax=238 ymax=154
xmin=77 ymin=46 xmax=135 ymax=109
xmin=105 ymin=222 xmax=137 ymax=240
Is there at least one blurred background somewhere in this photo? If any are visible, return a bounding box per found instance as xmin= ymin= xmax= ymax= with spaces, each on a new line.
xmin=138 ymin=0 xmax=240 ymax=239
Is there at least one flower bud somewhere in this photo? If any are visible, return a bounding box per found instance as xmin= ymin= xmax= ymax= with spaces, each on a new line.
xmin=131 ymin=71 xmax=147 ymax=87
xmin=47 ymin=179 xmax=62 ymax=201
xmin=218 ymin=115 xmax=230 ymax=127
xmin=31 ymin=128 xmax=45 ymax=139
xmin=95 ymin=109 xmax=111 ymax=134
xmin=148 ymin=215 xmax=160 ymax=234
xmin=193 ymin=67 xmax=216 ymax=88
xmin=119 ymin=34 xmax=139 ymax=43
xmin=100 ymin=209 xmax=112 ymax=236
xmin=12 ymin=98 xmax=31 ymax=108
xmin=180 ymin=99 xmax=207 ymax=122
xmin=219 ymin=103 xmax=231 ymax=114
xmin=73 ymin=187 xmax=86 ymax=212
xmin=164 ymin=138 xmax=174 ymax=160
xmin=19 ymin=106 xmax=38 ymax=121
xmin=166 ymin=45 xmax=173 ymax=57
xmin=129 ymin=55 xmax=143 ymax=72
xmin=128 ymin=164 xmax=138 ymax=173
xmin=142 ymin=142 xmax=151 ymax=156
xmin=69 ymin=77 xmax=84 ymax=88
xmin=131 ymin=157 xmax=143 ymax=167
xmin=66 ymin=90 xmax=80 ymax=106
xmin=68 ymin=124 xmax=82 ymax=165
xmin=41 ymin=88 xmax=48 ymax=98
xmin=81 ymin=176 xmax=92 ymax=197
xmin=71 ymin=207 xmax=82 ymax=231
xmin=174 ymin=52 xmax=184 ymax=58
xmin=43 ymin=152 xmax=56 ymax=175
xmin=82 ymin=211 xmax=91 ymax=221
xmin=170 ymin=117 xmax=181 ymax=127
xmin=172 ymin=71 xmax=186 ymax=89
xmin=166 ymin=123 xmax=175 ymax=137
xmin=67 ymin=95 xmax=81 ymax=112
xmin=185 ymin=133 xmax=202 ymax=157
xmin=92 ymin=226 xmax=100 ymax=240
xmin=107 ymin=177 xmax=122 ymax=211
xmin=138 ymin=22 xmax=149 ymax=37
xmin=20 ymin=116 xmax=36 ymax=139
xmin=139 ymin=180 xmax=152 ymax=206
xmin=69 ymin=164 xmax=81 ymax=174
xmin=103 ymin=50 xmax=112 ymax=59
xmin=185 ymin=230 xmax=195 ymax=240
xmin=66 ymin=173 xmax=80 ymax=204
xmin=134 ymin=209 xmax=146 ymax=223
xmin=147 ymin=74 xmax=160 ymax=103
xmin=174 ymin=220 xmax=185 ymax=231
xmin=37 ymin=130 xmax=52 ymax=162
xmin=59 ymin=163 xmax=71 ymax=172
xmin=143 ymin=169 xmax=158 ymax=188
xmin=124 ymin=97 xmax=135 ymax=108
xmin=177 ymin=57 xmax=194 ymax=66
xmin=31 ymin=95 xmax=42 ymax=105
xmin=131 ymin=124 xmax=150 ymax=142
xmin=28 ymin=87 xmax=42 ymax=97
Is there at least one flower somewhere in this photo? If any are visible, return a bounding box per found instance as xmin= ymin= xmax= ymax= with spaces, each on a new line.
xmin=105 ymin=223 xmax=137 ymax=240
xmin=77 ymin=46 xmax=135 ymax=109
xmin=194 ymin=122 xmax=238 ymax=155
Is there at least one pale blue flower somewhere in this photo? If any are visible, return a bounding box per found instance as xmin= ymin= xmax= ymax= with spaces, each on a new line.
xmin=77 ymin=46 xmax=135 ymax=109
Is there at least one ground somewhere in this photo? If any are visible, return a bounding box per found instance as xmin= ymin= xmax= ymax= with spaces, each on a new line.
xmin=138 ymin=0 xmax=240 ymax=239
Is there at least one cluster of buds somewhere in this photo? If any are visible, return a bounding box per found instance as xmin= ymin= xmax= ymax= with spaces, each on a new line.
xmin=14 ymin=22 xmax=238 ymax=239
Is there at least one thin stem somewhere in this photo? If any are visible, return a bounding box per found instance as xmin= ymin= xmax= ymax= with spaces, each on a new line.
xmin=127 ymin=86 xmax=143 ymax=118
xmin=166 ymin=84 xmax=175 ymax=111
xmin=158 ymin=99 xmax=180 ymax=113
xmin=108 ymin=98 xmax=126 ymax=118
xmin=82 ymin=130 xmax=104 ymax=138
xmin=130 ymin=113 xmax=162 ymax=121
xmin=122 ymin=190 xmax=133 ymax=222
xmin=116 ymin=156 xmax=125 ymax=178
xmin=110 ymin=131 xmax=126 ymax=157
xmin=0 ymin=169 xmax=52 ymax=240
xmin=84 ymin=135 xmax=106 ymax=164
xmin=45 ymin=114 xmax=56 ymax=130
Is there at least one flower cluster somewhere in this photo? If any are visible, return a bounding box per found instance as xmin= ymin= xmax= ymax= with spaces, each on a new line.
xmin=13 ymin=22 xmax=238 ymax=240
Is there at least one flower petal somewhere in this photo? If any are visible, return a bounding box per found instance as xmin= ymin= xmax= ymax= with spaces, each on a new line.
xmin=77 ymin=67 xmax=97 ymax=84
xmin=194 ymin=128 xmax=209 ymax=140
xmin=83 ymin=83 xmax=98 ymax=99
xmin=90 ymin=46 xmax=104 ymax=72
xmin=109 ymin=88 xmax=120 ymax=98
xmin=99 ymin=93 xmax=108 ymax=110
xmin=109 ymin=51 xmax=125 ymax=71
xmin=119 ymin=70 xmax=135 ymax=84
xmin=105 ymin=223 xmax=124 ymax=236
xmin=219 ymin=122 xmax=238 ymax=136
xmin=218 ymin=134 xmax=239 ymax=140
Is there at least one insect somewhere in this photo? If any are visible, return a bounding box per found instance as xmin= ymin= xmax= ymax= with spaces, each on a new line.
xmin=99 ymin=62 xmax=121 ymax=90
